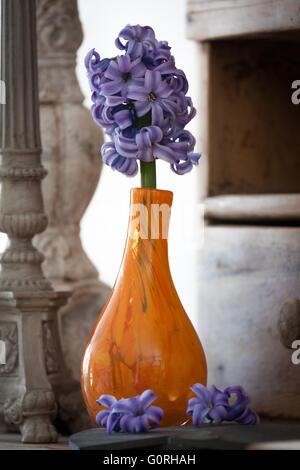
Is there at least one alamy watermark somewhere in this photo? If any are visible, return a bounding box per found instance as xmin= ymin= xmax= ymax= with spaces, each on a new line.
xmin=0 ymin=339 xmax=6 ymax=365
xmin=129 ymin=203 xmax=171 ymax=240
xmin=128 ymin=202 xmax=205 ymax=248
xmin=291 ymin=340 xmax=300 ymax=365
xmin=0 ymin=79 xmax=6 ymax=105
xmin=291 ymin=80 xmax=300 ymax=105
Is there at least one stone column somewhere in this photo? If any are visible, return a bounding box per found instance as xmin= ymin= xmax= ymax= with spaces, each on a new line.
xmin=0 ymin=0 xmax=88 ymax=443
xmin=34 ymin=0 xmax=110 ymax=380
xmin=187 ymin=0 xmax=300 ymax=418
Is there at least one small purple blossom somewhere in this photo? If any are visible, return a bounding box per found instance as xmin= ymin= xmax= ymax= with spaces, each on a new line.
xmin=115 ymin=24 xmax=157 ymax=60
xmin=187 ymin=384 xmax=259 ymax=426
xmin=95 ymin=394 xmax=121 ymax=432
xmin=96 ymin=389 xmax=164 ymax=434
xmin=187 ymin=384 xmax=229 ymax=425
xmin=127 ymin=70 xmax=177 ymax=125
xmin=102 ymin=141 xmax=138 ymax=177
xmin=102 ymin=55 xmax=146 ymax=99
xmin=108 ymin=125 xmax=199 ymax=172
xmin=224 ymin=386 xmax=260 ymax=424
xmin=85 ymin=24 xmax=201 ymax=177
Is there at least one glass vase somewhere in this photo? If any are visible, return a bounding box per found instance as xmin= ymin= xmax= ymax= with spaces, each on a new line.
xmin=81 ymin=188 xmax=207 ymax=426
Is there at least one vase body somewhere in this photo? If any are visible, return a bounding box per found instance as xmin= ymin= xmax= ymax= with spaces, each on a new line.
xmin=81 ymin=188 xmax=207 ymax=426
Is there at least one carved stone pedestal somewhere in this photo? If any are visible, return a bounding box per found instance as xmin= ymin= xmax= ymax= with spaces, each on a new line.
xmin=0 ymin=291 xmax=89 ymax=442
xmin=0 ymin=0 xmax=91 ymax=442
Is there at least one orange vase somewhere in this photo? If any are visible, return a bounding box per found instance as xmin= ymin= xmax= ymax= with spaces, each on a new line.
xmin=81 ymin=188 xmax=207 ymax=426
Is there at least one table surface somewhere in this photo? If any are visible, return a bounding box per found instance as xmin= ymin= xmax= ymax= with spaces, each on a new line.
xmin=0 ymin=432 xmax=69 ymax=450
xmin=69 ymin=421 xmax=300 ymax=451
xmin=1 ymin=421 xmax=300 ymax=450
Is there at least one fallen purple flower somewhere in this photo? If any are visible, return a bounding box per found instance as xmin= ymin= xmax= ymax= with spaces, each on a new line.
xmin=95 ymin=394 xmax=119 ymax=430
xmin=224 ymin=386 xmax=260 ymax=424
xmin=187 ymin=384 xmax=229 ymax=425
xmin=187 ymin=383 xmax=259 ymax=426
xmin=95 ymin=389 xmax=164 ymax=434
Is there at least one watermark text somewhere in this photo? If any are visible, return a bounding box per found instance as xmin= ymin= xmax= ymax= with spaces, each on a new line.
xmin=291 ymin=339 xmax=300 ymax=365
xmin=291 ymin=80 xmax=300 ymax=105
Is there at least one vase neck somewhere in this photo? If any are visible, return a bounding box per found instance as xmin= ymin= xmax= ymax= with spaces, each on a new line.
xmin=114 ymin=188 xmax=176 ymax=302
xmin=117 ymin=188 xmax=174 ymax=277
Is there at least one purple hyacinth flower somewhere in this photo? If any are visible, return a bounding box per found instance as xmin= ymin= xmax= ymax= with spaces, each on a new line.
xmin=224 ymin=386 xmax=260 ymax=424
xmin=95 ymin=394 xmax=119 ymax=430
xmin=113 ymin=125 xmax=199 ymax=174
xmin=167 ymin=129 xmax=200 ymax=175
xmin=91 ymin=95 xmax=115 ymax=132
xmin=155 ymin=58 xmax=189 ymax=94
xmin=143 ymin=41 xmax=172 ymax=69
xmin=101 ymin=55 xmax=146 ymax=100
xmin=85 ymin=24 xmax=201 ymax=177
xmin=112 ymin=390 xmax=164 ymax=433
xmin=168 ymin=129 xmax=195 ymax=156
xmin=102 ymin=141 xmax=138 ymax=176
xmin=136 ymin=126 xmax=184 ymax=165
xmin=85 ymin=49 xmax=110 ymax=74
xmin=127 ymin=70 xmax=178 ymax=125
xmin=115 ymin=126 xmax=180 ymax=166
xmin=187 ymin=383 xmax=259 ymax=426
xmin=115 ymin=24 xmax=157 ymax=59
xmin=112 ymin=104 xmax=136 ymax=131
xmin=135 ymin=126 xmax=164 ymax=162
xmin=95 ymin=389 xmax=163 ymax=434
xmin=151 ymin=41 xmax=172 ymax=66
xmin=85 ymin=49 xmax=110 ymax=93
xmin=187 ymin=384 xmax=229 ymax=425
xmin=174 ymin=94 xmax=197 ymax=130
xmin=171 ymin=153 xmax=201 ymax=175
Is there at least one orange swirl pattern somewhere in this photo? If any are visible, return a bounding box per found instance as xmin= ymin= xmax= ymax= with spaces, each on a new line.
xmin=81 ymin=188 xmax=207 ymax=426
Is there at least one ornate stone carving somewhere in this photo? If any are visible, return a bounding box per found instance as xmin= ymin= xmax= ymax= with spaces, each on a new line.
xmin=0 ymin=0 xmax=80 ymax=443
xmin=36 ymin=0 xmax=84 ymax=104
xmin=35 ymin=0 xmax=104 ymax=281
xmin=42 ymin=321 xmax=60 ymax=374
xmin=35 ymin=0 xmax=110 ymax=381
xmin=0 ymin=166 xmax=48 ymax=181
xmin=0 ymin=322 xmax=18 ymax=375
xmin=37 ymin=0 xmax=83 ymax=55
xmin=3 ymin=390 xmax=58 ymax=443
xmin=1 ymin=247 xmax=44 ymax=265
xmin=0 ymin=0 xmax=103 ymax=442
xmin=0 ymin=278 xmax=51 ymax=290
xmin=0 ymin=0 xmax=51 ymax=292
xmin=3 ymin=397 xmax=23 ymax=427
xmin=0 ymin=213 xmax=48 ymax=237
xmin=37 ymin=225 xmax=98 ymax=282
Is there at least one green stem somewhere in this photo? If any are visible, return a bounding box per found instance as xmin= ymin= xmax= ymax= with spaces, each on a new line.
xmin=140 ymin=160 xmax=156 ymax=189
xmin=136 ymin=112 xmax=156 ymax=189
